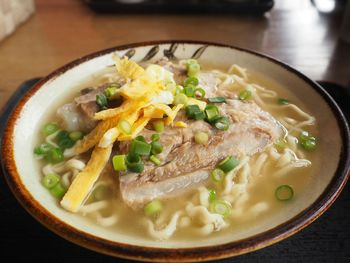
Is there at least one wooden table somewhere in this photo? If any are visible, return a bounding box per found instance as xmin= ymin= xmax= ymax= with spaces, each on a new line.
xmin=0 ymin=0 xmax=349 ymax=262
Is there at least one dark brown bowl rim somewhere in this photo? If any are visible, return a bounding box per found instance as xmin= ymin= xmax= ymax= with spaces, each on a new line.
xmin=1 ymin=40 xmax=350 ymax=262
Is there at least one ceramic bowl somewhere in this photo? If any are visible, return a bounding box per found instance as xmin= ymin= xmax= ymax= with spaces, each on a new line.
xmin=1 ymin=41 xmax=350 ymax=262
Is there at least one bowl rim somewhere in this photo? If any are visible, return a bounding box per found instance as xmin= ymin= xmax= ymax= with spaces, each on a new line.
xmin=1 ymin=40 xmax=350 ymax=262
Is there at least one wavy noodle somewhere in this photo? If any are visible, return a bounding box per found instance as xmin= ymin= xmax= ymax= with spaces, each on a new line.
xmin=145 ymin=211 xmax=181 ymax=240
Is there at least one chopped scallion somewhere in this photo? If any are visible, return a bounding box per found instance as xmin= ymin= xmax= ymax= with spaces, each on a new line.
xmin=112 ymin=155 xmax=127 ymax=171
xmin=218 ymin=156 xmax=239 ymax=173
xmin=278 ymin=98 xmax=290 ymax=105
xmin=42 ymin=123 xmax=59 ymax=136
xmin=96 ymin=93 xmax=108 ymax=109
xmin=144 ymin=200 xmax=163 ymax=217
xmin=183 ymin=85 xmax=196 ymax=97
xmin=118 ymin=119 xmax=132 ymax=135
xmin=44 ymin=148 xmax=64 ymax=164
xmin=195 ymin=88 xmax=206 ymax=99
xmin=208 ymin=97 xmax=226 ymax=103
xmin=49 ymin=182 xmax=66 ymax=199
xmin=213 ymin=116 xmax=230 ymax=131
xmin=205 ymin=105 xmax=219 ymax=122
xmin=186 ymin=104 xmax=202 ymax=118
xmin=126 ymin=154 xmax=144 ymax=173
xmin=152 ymin=120 xmax=164 ymax=133
xmin=275 ymin=185 xmax=294 ymax=201
xmin=238 ymin=90 xmax=252 ymax=101
xmin=210 ymin=200 xmax=231 ymax=217
xmin=299 ymin=131 xmax=317 ymax=151
xmin=184 ymin=77 xmax=199 ymax=87
xmin=69 ymin=131 xmax=83 ymax=141
xmin=135 ymin=135 xmax=146 ymax=142
xmin=211 ymin=168 xmax=225 ymax=182
xmin=174 ymin=93 xmax=188 ymax=106
xmin=130 ymin=139 xmax=152 ymax=156
xmin=208 ymin=189 xmax=217 ymax=203
xmin=150 ymin=155 xmax=161 ymax=166
xmin=151 ymin=141 xmax=163 ymax=155
xmin=187 ymin=62 xmax=200 ymax=77
xmin=151 ymin=134 xmax=160 ymax=142
xmin=42 ymin=173 xmax=60 ymax=189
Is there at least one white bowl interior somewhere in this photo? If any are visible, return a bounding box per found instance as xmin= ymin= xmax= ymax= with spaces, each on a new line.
xmin=12 ymin=43 xmax=341 ymax=248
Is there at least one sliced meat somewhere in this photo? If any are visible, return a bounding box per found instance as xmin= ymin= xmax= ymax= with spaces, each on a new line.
xmin=156 ymin=57 xmax=187 ymax=84
xmin=119 ymin=100 xmax=281 ymax=209
xmin=75 ymin=85 xmax=106 ymax=105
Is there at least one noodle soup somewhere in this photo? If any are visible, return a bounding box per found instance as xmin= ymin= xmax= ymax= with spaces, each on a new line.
xmin=34 ymin=56 xmax=320 ymax=241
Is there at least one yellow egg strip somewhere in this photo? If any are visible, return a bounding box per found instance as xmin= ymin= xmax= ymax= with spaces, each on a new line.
xmin=60 ymin=145 xmax=113 ymax=212
xmin=165 ymin=104 xmax=184 ymax=125
xmin=113 ymin=55 xmax=144 ymax=80
xmin=75 ymin=115 xmax=120 ymax=154
xmin=143 ymin=105 xmax=164 ymax=119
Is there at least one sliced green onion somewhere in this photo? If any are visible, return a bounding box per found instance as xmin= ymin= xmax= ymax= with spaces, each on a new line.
xmin=130 ymin=139 xmax=152 ymax=156
xmin=195 ymin=88 xmax=206 ymax=99
xmin=34 ymin=143 xmax=54 ymax=156
xmin=144 ymin=200 xmax=163 ymax=217
xmin=45 ymin=148 xmax=64 ymax=164
xmin=93 ymin=185 xmax=113 ymax=201
xmin=152 ymin=120 xmax=164 ymax=133
xmin=112 ymin=155 xmax=127 ymax=171
xmin=187 ymin=62 xmax=200 ymax=77
xmin=57 ymin=131 xmax=75 ymax=150
xmin=193 ymin=111 xmax=206 ymax=120
xmin=205 ymin=105 xmax=219 ymax=122
xmin=208 ymin=189 xmax=217 ymax=203
xmin=151 ymin=133 xmax=160 ymax=142
xmin=150 ymin=155 xmax=161 ymax=166
xmin=135 ymin=135 xmax=146 ymax=142
xmin=96 ymin=93 xmax=108 ymax=109
xmin=42 ymin=123 xmax=59 ymax=136
xmin=186 ymin=104 xmax=201 ymax=118
xmin=213 ymin=116 xmax=230 ymax=131
xmin=126 ymin=154 xmax=144 ymax=173
xmin=151 ymin=141 xmax=163 ymax=155
xmin=186 ymin=59 xmax=198 ymax=65
xmin=194 ymin=132 xmax=209 ymax=145
xmin=118 ymin=119 xmax=132 ymax=135
xmin=104 ymin=86 xmax=119 ymax=98
xmin=50 ymin=182 xmax=66 ymax=199
xmin=42 ymin=173 xmax=60 ymax=189
xmin=210 ymin=200 xmax=231 ymax=217
xmin=299 ymin=131 xmax=317 ymax=151
xmin=218 ymin=156 xmax=239 ymax=173
xmin=238 ymin=90 xmax=252 ymax=101
xmin=275 ymin=138 xmax=288 ymax=151
xmin=183 ymin=84 xmax=196 ymax=97
xmin=275 ymin=185 xmax=294 ymax=201
xmin=174 ymin=93 xmax=189 ymax=106
xmin=184 ymin=77 xmax=199 ymax=87
xmin=211 ymin=168 xmax=225 ymax=182
xmin=208 ymin=97 xmax=226 ymax=103
xmin=69 ymin=131 xmax=83 ymax=141
xmin=278 ymin=98 xmax=290 ymax=105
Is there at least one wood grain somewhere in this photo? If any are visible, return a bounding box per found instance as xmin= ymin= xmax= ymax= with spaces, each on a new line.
xmin=0 ymin=0 xmax=349 ymax=110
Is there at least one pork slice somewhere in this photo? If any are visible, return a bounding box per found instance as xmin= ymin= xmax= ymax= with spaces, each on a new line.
xmin=156 ymin=57 xmax=187 ymax=84
xmin=119 ymin=100 xmax=281 ymax=209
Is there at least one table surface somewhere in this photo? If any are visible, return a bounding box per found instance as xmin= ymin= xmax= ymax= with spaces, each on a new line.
xmin=0 ymin=0 xmax=350 ymax=262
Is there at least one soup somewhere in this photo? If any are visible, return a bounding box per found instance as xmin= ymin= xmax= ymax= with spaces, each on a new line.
xmin=34 ymin=55 xmax=319 ymax=241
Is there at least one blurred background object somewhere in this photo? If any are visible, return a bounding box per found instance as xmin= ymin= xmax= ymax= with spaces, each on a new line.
xmin=85 ymin=0 xmax=275 ymax=14
xmin=340 ymin=0 xmax=350 ymax=42
xmin=0 ymin=0 xmax=35 ymax=42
